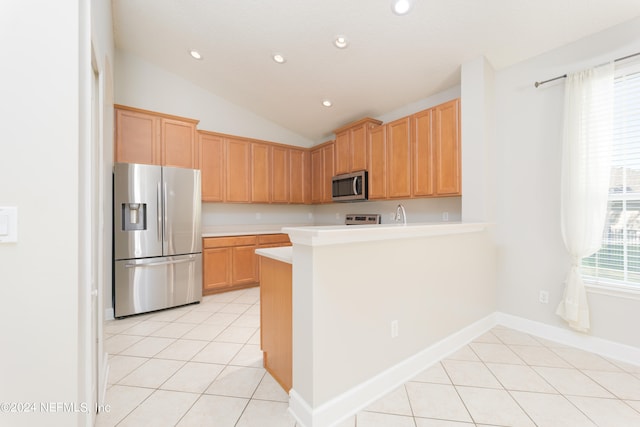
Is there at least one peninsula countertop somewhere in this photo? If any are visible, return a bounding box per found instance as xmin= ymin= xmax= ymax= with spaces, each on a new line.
xmin=282 ymin=222 xmax=490 ymax=246
xmin=255 ymin=246 xmax=293 ymax=264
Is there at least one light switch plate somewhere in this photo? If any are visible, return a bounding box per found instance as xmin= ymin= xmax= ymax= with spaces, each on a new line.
xmin=0 ymin=207 xmax=18 ymax=243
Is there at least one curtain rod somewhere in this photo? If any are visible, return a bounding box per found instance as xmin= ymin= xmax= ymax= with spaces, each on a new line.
xmin=534 ymin=51 xmax=640 ymax=88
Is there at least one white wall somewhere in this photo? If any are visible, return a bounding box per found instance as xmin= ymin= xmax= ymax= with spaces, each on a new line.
xmin=115 ymin=50 xmax=315 ymax=147
xmin=202 ymin=203 xmax=314 ymax=226
xmin=0 ymin=1 xmax=86 ymax=426
xmin=376 ymin=85 xmax=461 ymax=124
xmin=291 ymin=229 xmax=496 ymax=414
xmin=92 ymin=0 xmax=115 ymax=409
xmin=312 ymin=197 xmax=462 ymax=225
xmin=202 ymin=197 xmax=461 ymax=227
xmin=461 ymin=57 xmax=496 ymax=223
xmin=491 ymin=16 xmax=640 ymax=348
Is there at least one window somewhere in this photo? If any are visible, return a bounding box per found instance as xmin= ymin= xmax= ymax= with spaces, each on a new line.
xmin=582 ymin=61 xmax=640 ymax=286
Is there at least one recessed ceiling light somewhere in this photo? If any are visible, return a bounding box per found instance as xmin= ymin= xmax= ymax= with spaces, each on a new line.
xmin=322 ymin=99 xmax=333 ymax=107
xmin=272 ymin=53 xmax=286 ymax=64
xmin=334 ymin=35 xmax=349 ymax=49
xmin=189 ymin=49 xmax=203 ymax=60
xmin=391 ymin=0 xmax=413 ymax=15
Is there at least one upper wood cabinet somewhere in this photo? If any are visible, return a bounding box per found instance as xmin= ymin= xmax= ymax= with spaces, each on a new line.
xmin=433 ymin=99 xmax=461 ymax=196
xmin=200 ymin=131 xmax=225 ymax=202
xmin=115 ymin=108 xmax=160 ymax=165
xmin=225 ymin=137 xmax=252 ymax=203
xmin=271 ymin=146 xmax=290 ymax=204
xmin=311 ymin=142 xmax=334 ymax=204
xmin=387 ymin=117 xmax=412 ymax=199
xmin=118 ymin=100 xmax=460 ymax=206
xmin=289 ymin=148 xmax=310 ymax=204
xmin=322 ymin=143 xmax=335 ymax=203
xmin=366 ymin=99 xmax=461 ymax=201
xmin=368 ymin=125 xmax=387 ymax=200
xmin=333 ymin=118 xmax=382 ymax=175
xmin=162 ymin=118 xmax=198 ymax=168
xmin=251 ymin=143 xmax=270 ymax=203
xmin=411 ymin=109 xmax=434 ymax=197
xmin=311 ymin=147 xmax=323 ymax=204
xmin=115 ymin=105 xmax=198 ymax=168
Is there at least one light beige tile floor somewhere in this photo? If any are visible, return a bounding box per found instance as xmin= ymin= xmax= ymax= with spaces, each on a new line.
xmin=98 ymin=288 xmax=640 ymax=427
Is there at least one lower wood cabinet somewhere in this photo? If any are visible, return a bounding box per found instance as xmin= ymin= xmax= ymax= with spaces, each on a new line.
xmin=203 ymin=236 xmax=257 ymax=294
xmin=259 ymin=256 xmax=292 ymax=391
xmin=202 ymin=234 xmax=291 ymax=295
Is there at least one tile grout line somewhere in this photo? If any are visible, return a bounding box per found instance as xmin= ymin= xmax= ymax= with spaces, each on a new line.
xmin=441 ymin=348 xmax=477 ymax=425
xmin=106 ymin=288 xmax=262 ymax=426
xmin=492 ymin=330 xmax=618 ymax=427
xmin=104 ymin=295 xmax=640 ymax=427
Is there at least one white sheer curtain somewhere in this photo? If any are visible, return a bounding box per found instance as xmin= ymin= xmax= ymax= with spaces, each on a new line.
xmin=556 ymin=63 xmax=614 ymax=332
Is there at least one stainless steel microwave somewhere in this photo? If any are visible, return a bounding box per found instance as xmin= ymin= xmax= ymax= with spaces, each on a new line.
xmin=332 ymin=170 xmax=368 ymax=202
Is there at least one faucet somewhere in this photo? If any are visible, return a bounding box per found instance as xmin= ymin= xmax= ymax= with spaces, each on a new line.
xmin=394 ymin=204 xmax=407 ymax=225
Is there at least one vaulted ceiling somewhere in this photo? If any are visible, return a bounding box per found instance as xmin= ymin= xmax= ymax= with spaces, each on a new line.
xmin=113 ymin=0 xmax=640 ymax=143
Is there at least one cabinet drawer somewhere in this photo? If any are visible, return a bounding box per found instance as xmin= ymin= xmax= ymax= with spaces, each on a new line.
xmin=203 ymin=235 xmax=258 ymax=248
xmin=258 ymin=234 xmax=290 ymax=245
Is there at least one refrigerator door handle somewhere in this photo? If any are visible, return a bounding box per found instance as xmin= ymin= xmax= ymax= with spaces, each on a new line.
xmin=163 ymin=182 xmax=168 ymax=248
xmin=124 ymin=257 xmax=196 ymax=268
xmin=157 ymin=182 xmax=162 ymax=243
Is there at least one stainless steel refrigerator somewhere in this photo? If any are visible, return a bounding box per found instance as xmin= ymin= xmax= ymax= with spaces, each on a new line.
xmin=113 ymin=162 xmax=202 ymax=318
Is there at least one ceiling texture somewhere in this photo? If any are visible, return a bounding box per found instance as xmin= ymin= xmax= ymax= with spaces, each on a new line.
xmin=113 ymin=0 xmax=640 ymax=143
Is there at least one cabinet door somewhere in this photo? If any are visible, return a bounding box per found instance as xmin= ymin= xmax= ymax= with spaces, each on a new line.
xmin=203 ymin=248 xmax=232 ymax=293
xmin=162 ymin=118 xmax=197 ymax=168
xmin=434 ymin=99 xmax=461 ymax=195
xmin=271 ymin=146 xmax=290 ymax=204
xmin=115 ymin=108 xmax=161 ymax=165
xmin=350 ymin=124 xmax=368 ymax=172
xmin=289 ymin=149 xmax=308 ymax=204
xmin=334 ymin=131 xmax=350 ymax=175
xmin=251 ymin=143 xmax=270 ymax=203
xmin=310 ymin=148 xmax=323 ymax=204
xmin=259 ymin=256 xmax=292 ymax=391
xmin=232 ymin=245 xmax=257 ymax=285
xmin=322 ymin=144 xmax=335 ymax=203
xmin=387 ymin=117 xmax=411 ymax=198
xmin=368 ymin=125 xmax=387 ymax=200
xmin=412 ymin=109 xmax=434 ymax=197
xmin=200 ymin=133 xmax=225 ymax=202
xmin=225 ymin=138 xmax=251 ymax=202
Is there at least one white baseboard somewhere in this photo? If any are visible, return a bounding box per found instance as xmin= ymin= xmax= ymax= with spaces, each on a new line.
xmin=289 ymin=311 xmax=640 ymax=427
xmin=104 ymin=307 xmax=114 ymax=321
xmin=495 ymin=312 xmax=640 ymax=366
xmin=288 ymin=313 xmax=497 ymax=427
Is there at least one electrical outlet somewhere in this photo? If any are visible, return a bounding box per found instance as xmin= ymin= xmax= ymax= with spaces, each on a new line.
xmin=443 ymin=212 xmax=449 ymax=221
xmin=390 ymin=212 xmax=396 ymax=221
xmin=335 ymin=213 xmax=340 ymax=220
xmin=256 ymin=213 xmax=262 ymax=220
xmin=308 ymin=212 xmax=313 ymax=220
xmin=539 ymin=290 xmax=549 ymax=304
xmin=391 ymin=320 xmax=399 ymax=338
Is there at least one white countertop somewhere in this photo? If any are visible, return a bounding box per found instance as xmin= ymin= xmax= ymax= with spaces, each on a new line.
xmin=282 ymin=222 xmax=490 ymax=246
xmin=202 ymin=224 xmax=313 ymax=238
xmin=255 ymin=246 xmax=293 ymax=264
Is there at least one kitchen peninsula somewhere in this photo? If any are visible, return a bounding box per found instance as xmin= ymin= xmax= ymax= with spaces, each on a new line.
xmin=256 ymin=222 xmax=496 ymax=427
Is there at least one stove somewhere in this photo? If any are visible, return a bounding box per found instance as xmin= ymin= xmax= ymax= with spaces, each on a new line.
xmin=345 ymin=214 xmax=381 ymax=225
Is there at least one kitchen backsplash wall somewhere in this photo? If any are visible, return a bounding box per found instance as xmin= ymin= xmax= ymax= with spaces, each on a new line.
xmin=313 ymin=197 xmax=462 ymax=225
xmin=202 ymin=203 xmax=314 ymax=226
xmin=202 ymin=197 xmax=461 ymax=226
